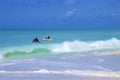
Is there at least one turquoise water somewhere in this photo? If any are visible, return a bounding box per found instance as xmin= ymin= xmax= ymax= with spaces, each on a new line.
xmin=0 ymin=28 xmax=120 ymax=59
xmin=0 ymin=28 xmax=120 ymax=58
xmin=0 ymin=29 xmax=120 ymax=57
xmin=0 ymin=29 xmax=120 ymax=48
xmin=0 ymin=29 xmax=120 ymax=79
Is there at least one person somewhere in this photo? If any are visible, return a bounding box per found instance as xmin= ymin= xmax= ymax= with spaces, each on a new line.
xmin=32 ymin=37 xmax=40 ymax=42
xmin=47 ymin=36 xmax=50 ymax=39
xmin=45 ymin=36 xmax=50 ymax=39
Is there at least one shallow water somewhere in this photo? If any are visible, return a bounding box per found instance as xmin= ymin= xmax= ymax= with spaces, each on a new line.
xmin=0 ymin=29 xmax=120 ymax=79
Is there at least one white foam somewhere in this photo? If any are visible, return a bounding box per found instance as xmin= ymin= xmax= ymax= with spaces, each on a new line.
xmin=0 ymin=69 xmax=120 ymax=78
xmin=1 ymin=38 xmax=120 ymax=56
xmin=51 ymin=38 xmax=120 ymax=54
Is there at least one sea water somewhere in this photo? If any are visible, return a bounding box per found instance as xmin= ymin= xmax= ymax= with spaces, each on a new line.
xmin=0 ymin=29 xmax=120 ymax=80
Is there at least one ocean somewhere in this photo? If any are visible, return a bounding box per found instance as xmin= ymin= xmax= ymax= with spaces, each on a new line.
xmin=0 ymin=29 xmax=120 ymax=80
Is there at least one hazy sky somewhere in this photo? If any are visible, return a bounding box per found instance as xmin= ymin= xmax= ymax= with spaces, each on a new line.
xmin=0 ymin=0 xmax=120 ymax=29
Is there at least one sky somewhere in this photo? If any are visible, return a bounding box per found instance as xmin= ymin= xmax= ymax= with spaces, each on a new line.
xmin=0 ymin=0 xmax=120 ymax=29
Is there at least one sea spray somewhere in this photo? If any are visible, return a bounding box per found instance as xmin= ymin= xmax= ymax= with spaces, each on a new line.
xmin=51 ymin=38 xmax=120 ymax=53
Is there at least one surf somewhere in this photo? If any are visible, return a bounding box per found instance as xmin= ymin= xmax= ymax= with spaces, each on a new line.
xmin=0 ymin=69 xmax=120 ymax=78
xmin=3 ymin=48 xmax=52 ymax=59
xmin=0 ymin=38 xmax=120 ymax=59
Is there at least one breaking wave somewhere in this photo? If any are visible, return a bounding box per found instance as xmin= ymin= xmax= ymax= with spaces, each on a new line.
xmin=52 ymin=38 xmax=120 ymax=53
xmin=1 ymin=38 xmax=120 ymax=59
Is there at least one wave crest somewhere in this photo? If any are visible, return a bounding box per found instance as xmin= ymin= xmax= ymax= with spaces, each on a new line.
xmin=4 ymin=48 xmax=51 ymax=58
xmin=52 ymin=38 xmax=120 ymax=53
xmin=1 ymin=38 xmax=120 ymax=59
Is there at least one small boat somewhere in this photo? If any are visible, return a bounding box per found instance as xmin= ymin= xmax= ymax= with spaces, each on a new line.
xmin=43 ymin=36 xmax=53 ymax=41
xmin=43 ymin=38 xmax=53 ymax=41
